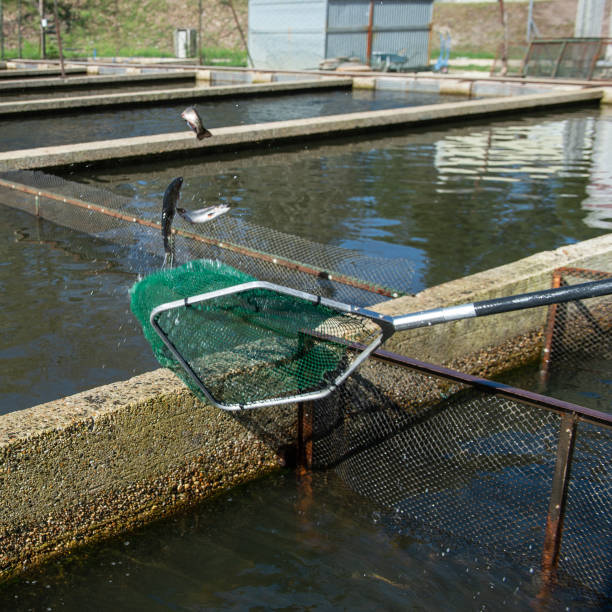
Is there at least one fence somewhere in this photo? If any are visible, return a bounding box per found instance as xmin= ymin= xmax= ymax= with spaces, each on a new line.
xmin=298 ymin=278 xmax=612 ymax=607
xmin=522 ymin=38 xmax=612 ymax=81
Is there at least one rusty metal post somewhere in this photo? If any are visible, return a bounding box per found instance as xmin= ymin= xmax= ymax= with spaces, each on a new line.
xmin=296 ymin=402 xmax=314 ymax=515
xmin=552 ymin=40 xmax=568 ymax=77
xmin=366 ymin=1 xmax=374 ymax=66
xmin=539 ymin=269 xmax=563 ymax=391
xmin=297 ymin=402 xmax=313 ymax=476
xmin=539 ymin=412 xmax=578 ymax=601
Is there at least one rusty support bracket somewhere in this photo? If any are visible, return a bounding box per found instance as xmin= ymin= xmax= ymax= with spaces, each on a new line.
xmin=297 ymin=402 xmax=313 ymax=476
xmin=539 ymin=269 xmax=563 ymax=391
xmin=540 ymin=412 xmax=578 ymax=594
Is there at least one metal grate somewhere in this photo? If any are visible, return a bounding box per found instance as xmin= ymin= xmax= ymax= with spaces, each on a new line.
xmin=303 ymin=287 xmax=612 ymax=607
xmin=0 ymin=170 xmax=416 ymax=307
xmin=522 ymin=38 xmax=612 ymax=81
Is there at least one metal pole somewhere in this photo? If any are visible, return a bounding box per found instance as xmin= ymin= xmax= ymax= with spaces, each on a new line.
xmin=297 ymin=402 xmax=313 ymax=475
xmin=18 ymin=0 xmax=23 ymax=58
xmin=39 ymin=0 xmax=45 ymax=59
xmin=539 ymin=413 xmax=578 ymax=602
xmin=0 ymin=0 xmax=4 ymax=61
xmin=539 ymin=270 xmax=562 ymax=392
xmin=526 ymin=0 xmax=534 ymax=41
xmin=366 ymin=0 xmax=374 ymax=66
xmin=224 ymin=0 xmax=254 ymax=68
xmin=498 ymin=0 xmax=508 ymax=76
xmin=53 ymin=0 xmax=65 ymax=78
xmin=198 ymin=0 xmax=203 ymax=65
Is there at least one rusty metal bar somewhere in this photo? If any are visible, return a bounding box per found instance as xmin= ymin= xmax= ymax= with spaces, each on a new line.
xmin=366 ymin=0 xmax=374 ymax=66
xmin=539 ymin=412 xmax=578 ymax=599
xmin=539 ymin=269 xmax=562 ymax=391
xmin=297 ymin=402 xmax=313 ymax=476
xmin=0 ymin=177 xmax=401 ymax=298
xmin=369 ymin=347 xmax=612 ymax=429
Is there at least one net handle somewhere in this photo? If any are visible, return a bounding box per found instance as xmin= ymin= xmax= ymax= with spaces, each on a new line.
xmin=388 ymin=278 xmax=612 ymax=332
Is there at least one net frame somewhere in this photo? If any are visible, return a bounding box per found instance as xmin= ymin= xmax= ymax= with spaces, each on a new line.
xmin=150 ymin=280 xmax=389 ymax=410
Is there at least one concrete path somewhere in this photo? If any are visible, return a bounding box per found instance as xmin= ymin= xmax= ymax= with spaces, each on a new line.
xmin=0 ymin=88 xmax=603 ymax=172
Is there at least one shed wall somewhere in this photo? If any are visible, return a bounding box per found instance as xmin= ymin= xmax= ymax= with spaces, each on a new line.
xmin=249 ymin=0 xmax=434 ymax=69
xmin=248 ymin=0 xmax=328 ymax=69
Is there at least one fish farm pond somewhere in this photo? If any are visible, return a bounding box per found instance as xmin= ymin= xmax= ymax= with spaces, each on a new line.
xmin=0 ymin=85 xmax=611 ymax=610
xmin=1 ymin=106 xmax=611 ymax=414
xmin=0 ymin=88 xmax=465 ymax=151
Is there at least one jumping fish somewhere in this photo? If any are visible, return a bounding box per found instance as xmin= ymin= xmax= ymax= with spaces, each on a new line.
xmin=178 ymin=204 xmax=230 ymax=224
xmin=181 ymin=106 xmax=212 ymax=140
xmin=161 ymin=176 xmax=183 ymax=268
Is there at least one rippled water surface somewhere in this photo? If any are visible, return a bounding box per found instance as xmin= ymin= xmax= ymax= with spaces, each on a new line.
xmin=2 ymin=106 xmax=611 ymax=413
xmin=0 ymin=88 xmax=463 ymax=151
xmin=66 ymin=106 xmax=612 ymax=290
xmin=0 ymin=103 xmax=610 ymax=609
xmin=0 ymin=471 xmax=566 ymax=611
xmin=0 ymin=207 xmax=158 ymax=412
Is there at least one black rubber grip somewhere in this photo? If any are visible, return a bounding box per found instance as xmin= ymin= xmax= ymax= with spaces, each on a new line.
xmin=473 ymin=278 xmax=612 ymax=318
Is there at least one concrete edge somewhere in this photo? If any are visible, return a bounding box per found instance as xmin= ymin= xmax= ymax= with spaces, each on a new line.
xmin=0 ymin=71 xmax=197 ymax=92
xmin=0 ymin=88 xmax=603 ymax=172
xmin=0 ymin=368 xmax=296 ymax=581
xmin=0 ymin=77 xmax=353 ymax=117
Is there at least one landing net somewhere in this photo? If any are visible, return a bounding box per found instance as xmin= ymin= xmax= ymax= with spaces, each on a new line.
xmin=130 ymin=260 xmax=384 ymax=409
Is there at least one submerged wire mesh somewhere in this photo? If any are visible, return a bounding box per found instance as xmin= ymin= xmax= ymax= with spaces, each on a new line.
xmin=0 ymin=169 xmax=415 ymax=307
xmin=131 ymin=260 xmax=383 ymax=408
xmin=310 ymin=354 xmax=612 ymax=607
xmin=540 ymin=267 xmax=612 ymax=409
xmin=308 ymin=278 xmax=612 ymax=607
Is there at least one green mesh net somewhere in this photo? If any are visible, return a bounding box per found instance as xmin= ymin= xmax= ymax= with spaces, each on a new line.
xmin=130 ymin=259 xmax=383 ymax=409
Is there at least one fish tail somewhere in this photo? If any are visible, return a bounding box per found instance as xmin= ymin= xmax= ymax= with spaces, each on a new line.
xmin=197 ymin=128 xmax=213 ymax=140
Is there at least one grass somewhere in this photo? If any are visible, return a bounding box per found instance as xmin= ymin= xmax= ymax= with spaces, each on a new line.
xmin=2 ymin=40 xmax=247 ymax=66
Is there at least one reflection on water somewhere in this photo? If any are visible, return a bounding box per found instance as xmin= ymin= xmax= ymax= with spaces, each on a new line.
xmin=66 ymin=107 xmax=611 ymax=291
xmin=0 ymin=88 xmax=462 ymax=151
xmin=2 ymin=107 xmax=611 ymax=412
xmin=0 ymin=207 xmax=158 ymax=413
xmin=0 ymin=471 xmax=547 ymax=611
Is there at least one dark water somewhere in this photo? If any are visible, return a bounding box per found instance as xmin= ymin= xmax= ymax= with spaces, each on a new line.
xmin=0 ymin=79 xmax=199 ymax=102
xmin=65 ymin=106 xmax=612 ymax=291
xmin=1 ymin=105 xmax=610 ymax=609
xmin=0 ymin=88 xmax=463 ymax=151
xmin=0 ymin=471 xmax=555 ymax=611
xmin=0 ymin=207 xmax=157 ymax=413
xmin=2 ymin=107 xmax=611 ymax=413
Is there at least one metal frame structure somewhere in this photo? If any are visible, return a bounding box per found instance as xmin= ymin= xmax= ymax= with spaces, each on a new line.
xmin=149 ymin=278 xmax=612 ymax=410
xmin=521 ymin=37 xmax=612 ymax=80
xmin=297 ymin=346 xmax=612 ymax=604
